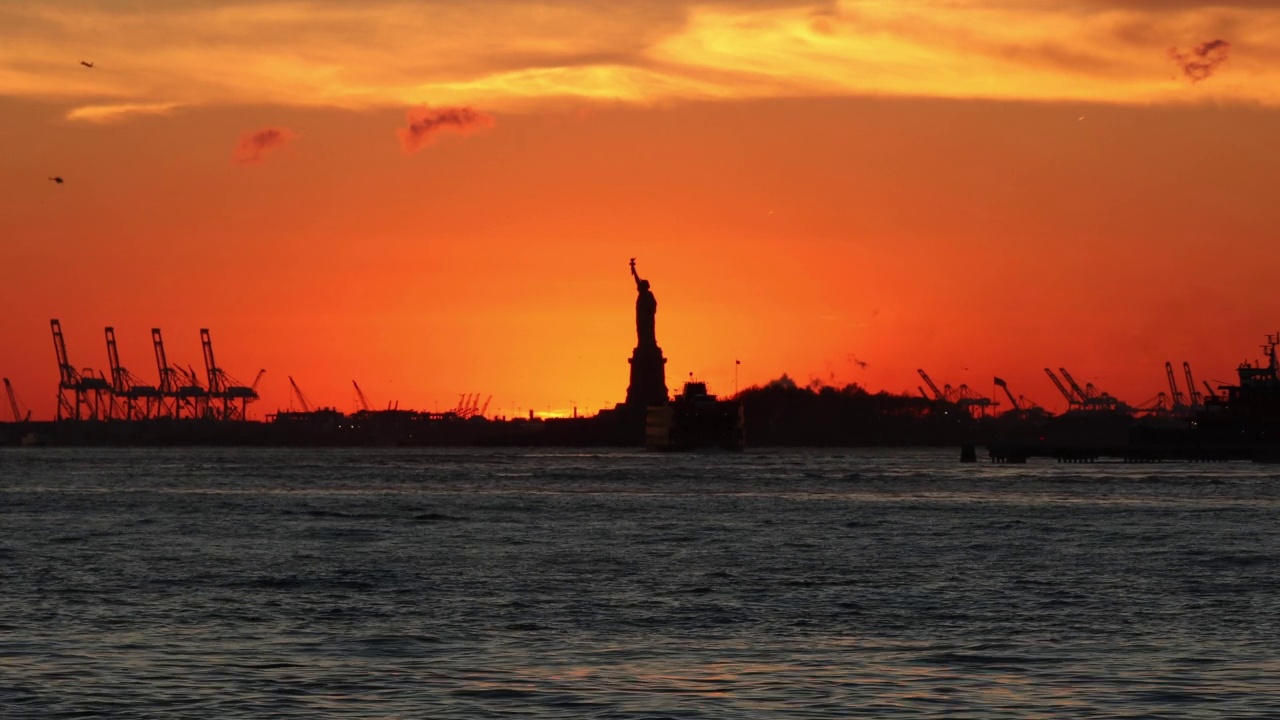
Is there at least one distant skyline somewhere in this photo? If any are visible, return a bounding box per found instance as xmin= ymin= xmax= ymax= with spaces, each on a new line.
xmin=3 ymin=1 xmax=1279 ymax=419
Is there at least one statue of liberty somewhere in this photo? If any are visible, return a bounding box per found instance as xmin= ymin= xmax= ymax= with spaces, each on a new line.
xmin=624 ymin=258 xmax=667 ymax=408
xmin=630 ymin=257 xmax=657 ymax=348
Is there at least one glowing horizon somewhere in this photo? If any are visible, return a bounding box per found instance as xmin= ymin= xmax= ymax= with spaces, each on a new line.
xmin=2 ymin=1 xmax=1278 ymax=421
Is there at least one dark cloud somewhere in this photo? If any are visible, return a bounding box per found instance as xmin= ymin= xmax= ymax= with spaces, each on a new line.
xmin=233 ymin=126 xmax=295 ymax=164
xmin=1169 ymin=39 xmax=1231 ymax=83
xmin=397 ymin=106 xmax=495 ymax=153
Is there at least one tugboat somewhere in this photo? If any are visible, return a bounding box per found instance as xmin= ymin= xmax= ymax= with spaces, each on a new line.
xmin=1192 ymin=332 xmax=1280 ymax=459
xmin=1205 ymin=333 xmax=1280 ymax=419
xmin=1130 ymin=332 xmax=1280 ymax=461
xmin=645 ymin=380 xmax=745 ymax=451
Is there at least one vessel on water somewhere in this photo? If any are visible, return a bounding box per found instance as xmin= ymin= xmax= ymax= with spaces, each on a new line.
xmin=645 ymin=380 xmax=745 ymax=452
xmin=1131 ymin=331 xmax=1280 ymax=461
xmin=986 ymin=332 xmax=1280 ymax=462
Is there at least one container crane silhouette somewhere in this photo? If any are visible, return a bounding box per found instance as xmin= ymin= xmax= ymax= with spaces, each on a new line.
xmin=1044 ymin=368 xmax=1078 ymax=411
xmin=1165 ymin=361 xmax=1188 ymax=412
xmin=4 ymin=378 xmax=30 ymax=422
xmin=200 ymin=329 xmax=258 ymax=420
xmin=1183 ymin=362 xmax=1203 ymax=408
xmin=352 ymin=380 xmax=372 ymax=413
xmin=106 ymin=327 xmax=160 ymax=420
xmin=288 ymin=376 xmax=313 ymax=413
xmin=51 ymin=319 xmax=110 ymax=420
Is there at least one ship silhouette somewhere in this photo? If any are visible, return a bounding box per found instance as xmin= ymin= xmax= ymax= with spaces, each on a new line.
xmin=645 ymin=379 xmax=745 ymax=452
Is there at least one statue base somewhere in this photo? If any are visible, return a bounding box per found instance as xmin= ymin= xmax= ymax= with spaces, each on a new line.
xmin=625 ymin=344 xmax=668 ymax=409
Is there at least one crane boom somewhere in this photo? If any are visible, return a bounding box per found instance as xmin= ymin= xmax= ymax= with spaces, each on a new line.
xmin=4 ymin=378 xmax=24 ymax=422
xmin=352 ymin=380 xmax=372 ymax=412
xmin=480 ymin=395 xmax=492 ymax=417
xmin=1183 ymin=362 xmax=1202 ymax=407
xmin=288 ymin=376 xmax=312 ymax=412
xmin=152 ymin=328 xmax=173 ymax=393
xmin=1058 ymin=368 xmax=1090 ymax=401
xmin=105 ymin=327 xmax=126 ymax=393
xmin=1165 ymin=361 xmax=1186 ymax=409
xmin=994 ymin=378 xmax=1019 ymax=410
xmin=51 ymin=318 xmax=90 ymax=420
xmin=916 ymin=369 xmax=946 ymax=400
xmin=200 ymin=328 xmax=223 ymax=394
xmin=1044 ymin=368 xmax=1076 ymax=405
xmin=51 ymin=319 xmax=77 ymax=387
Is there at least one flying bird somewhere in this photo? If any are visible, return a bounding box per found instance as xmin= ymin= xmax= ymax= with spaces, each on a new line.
xmin=80 ymin=60 xmax=94 ymax=68
xmin=48 ymin=176 xmax=64 ymax=184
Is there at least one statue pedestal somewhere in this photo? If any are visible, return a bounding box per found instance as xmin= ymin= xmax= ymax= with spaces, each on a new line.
xmin=626 ymin=344 xmax=668 ymax=409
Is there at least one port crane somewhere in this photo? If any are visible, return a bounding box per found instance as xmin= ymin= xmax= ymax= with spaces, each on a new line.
xmin=105 ymin=327 xmax=160 ymax=420
xmin=52 ymin=318 xmax=79 ymax=419
xmin=152 ymin=328 xmax=179 ymax=418
xmin=1183 ymin=362 xmax=1203 ymax=409
xmin=917 ymin=369 xmax=950 ymax=401
xmin=1165 ymin=361 xmax=1188 ymax=413
xmin=953 ymin=384 xmax=997 ymax=417
xmin=995 ymin=378 xmax=1049 ymax=417
xmin=1059 ymin=367 xmax=1126 ymax=412
xmin=51 ymin=319 xmax=111 ymax=420
xmin=994 ymin=377 xmax=1018 ymax=409
xmin=200 ymin=329 xmax=258 ymax=421
xmin=288 ymin=376 xmax=313 ymax=413
xmin=4 ymin=378 xmax=30 ymax=422
xmin=454 ymin=393 xmax=486 ymax=418
xmin=1044 ymin=368 xmax=1078 ymax=411
xmin=1059 ymin=367 xmax=1091 ymax=405
xmin=352 ymin=381 xmax=373 ymax=413
xmin=178 ymin=364 xmax=210 ymax=418
xmin=1136 ymin=391 xmax=1175 ymax=417
xmin=918 ymin=369 xmax=996 ymax=417
xmin=151 ymin=328 xmax=208 ymax=419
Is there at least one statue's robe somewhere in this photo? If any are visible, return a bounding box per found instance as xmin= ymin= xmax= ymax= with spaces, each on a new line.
xmin=636 ymin=289 xmax=657 ymax=348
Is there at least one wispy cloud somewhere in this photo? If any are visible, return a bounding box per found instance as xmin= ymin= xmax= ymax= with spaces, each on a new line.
xmin=3 ymin=0 xmax=1279 ymax=119
xmin=65 ymin=102 xmax=180 ymax=123
xmin=233 ymin=126 xmax=296 ymax=164
xmin=651 ymin=2 xmax=1273 ymax=104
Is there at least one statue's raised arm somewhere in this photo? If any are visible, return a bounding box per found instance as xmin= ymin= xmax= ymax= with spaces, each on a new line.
xmin=630 ymin=257 xmax=643 ymax=288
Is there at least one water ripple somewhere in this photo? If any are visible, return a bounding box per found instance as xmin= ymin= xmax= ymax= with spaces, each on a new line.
xmin=1 ymin=447 xmax=1278 ymax=718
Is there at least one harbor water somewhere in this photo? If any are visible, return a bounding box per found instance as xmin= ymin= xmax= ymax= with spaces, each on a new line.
xmin=2 ymin=448 xmax=1278 ymax=718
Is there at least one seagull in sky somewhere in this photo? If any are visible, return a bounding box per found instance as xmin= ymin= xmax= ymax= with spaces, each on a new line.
xmin=80 ymin=60 xmax=94 ymax=68
xmin=49 ymin=176 xmax=64 ymax=184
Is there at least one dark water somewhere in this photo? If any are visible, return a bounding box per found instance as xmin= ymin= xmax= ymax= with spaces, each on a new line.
xmin=2 ymin=448 xmax=1278 ymax=718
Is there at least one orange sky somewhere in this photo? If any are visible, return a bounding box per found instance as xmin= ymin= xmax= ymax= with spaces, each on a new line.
xmin=2 ymin=0 xmax=1279 ymax=420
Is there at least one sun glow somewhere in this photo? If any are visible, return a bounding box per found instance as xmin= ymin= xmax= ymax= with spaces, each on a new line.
xmin=1 ymin=1 xmax=1278 ymax=419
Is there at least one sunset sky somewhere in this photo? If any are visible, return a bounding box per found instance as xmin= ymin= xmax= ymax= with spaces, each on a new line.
xmin=3 ymin=0 xmax=1279 ymax=420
